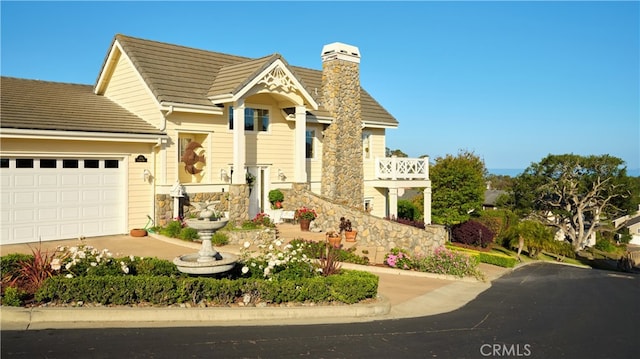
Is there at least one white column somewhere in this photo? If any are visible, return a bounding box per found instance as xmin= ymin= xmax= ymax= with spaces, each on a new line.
xmin=389 ymin=187 xmax=398 ymax=219
xmin=232 ymin=100 xmax=246 ymax=184
xmin=294 ymin=105 xmax=307 ymax=182
xmin=423 ymin=185 xmax=432 ymax=226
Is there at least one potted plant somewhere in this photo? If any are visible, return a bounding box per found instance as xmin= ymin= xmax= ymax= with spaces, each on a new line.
xmin=268 ymin=189 xmax=284 ymax=209
xmin=295 ymin=207 xmax=317 ymax=231
xmin=326 ymin=230 xmax=342 ymax=248
xmin=340 ymin=217 xmax=357 ymax=242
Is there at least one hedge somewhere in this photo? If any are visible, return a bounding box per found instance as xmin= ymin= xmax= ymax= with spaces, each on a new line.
xmin=34 ymin=270 xmax=378 ymax=306
xmin=447 ymin=245 xmax=517 ymax=268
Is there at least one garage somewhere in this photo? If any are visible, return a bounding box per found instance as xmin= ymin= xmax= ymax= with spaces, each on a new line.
xmin=1 ymin=157 xmax=127 ymax=244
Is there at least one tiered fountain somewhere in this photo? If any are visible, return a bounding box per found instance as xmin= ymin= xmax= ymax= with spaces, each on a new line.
xmin=173 ymin=201 xmax=238 ymax=275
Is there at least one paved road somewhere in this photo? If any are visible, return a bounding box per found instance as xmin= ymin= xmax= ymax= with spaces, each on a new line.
xmin=2 ymin=263 xmax=638 ymax=358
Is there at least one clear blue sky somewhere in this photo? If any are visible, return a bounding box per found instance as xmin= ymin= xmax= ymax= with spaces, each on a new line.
xmin=2 ymin=1 xmax=638 ymax=173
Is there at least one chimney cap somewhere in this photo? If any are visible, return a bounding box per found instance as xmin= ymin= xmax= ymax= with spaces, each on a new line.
xmin=321 ymin=42 xmax=360 ymax=64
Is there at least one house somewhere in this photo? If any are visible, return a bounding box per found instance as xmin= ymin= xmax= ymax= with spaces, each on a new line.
xmin=613 ymin=206 xmax=640 ymax=245
xmin=483 ymin=189 xmax=507 ymax=210
xmin=0 ymin=34 xmax=431 ymax=244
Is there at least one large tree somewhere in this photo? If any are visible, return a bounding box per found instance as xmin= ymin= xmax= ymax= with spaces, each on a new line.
xmin=513 ymin=154 xmax=632 ymax=251
xmin=385 ymin=147 xmax=408 ymax=157
xmin=430 ymin=150 xmax=486 ymax=226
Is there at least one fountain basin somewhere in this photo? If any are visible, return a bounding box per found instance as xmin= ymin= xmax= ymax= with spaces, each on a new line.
xmin=185 ymin=218 xmax=228 ymax=231
xmin=174 ymin=217 xmax=237 ymax=275
xmin=173 ymin=252 xmax=239 ymax=275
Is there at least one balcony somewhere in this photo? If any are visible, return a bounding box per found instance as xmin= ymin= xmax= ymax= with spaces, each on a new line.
xmin=375 ymin=157 xmax=429 ymax=180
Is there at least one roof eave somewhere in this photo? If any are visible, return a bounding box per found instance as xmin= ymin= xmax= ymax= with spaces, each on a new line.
xmin=94 ymin=38 xmax=122 ymax=95
xmin=160 ymin=102 xmax=224 ymax=115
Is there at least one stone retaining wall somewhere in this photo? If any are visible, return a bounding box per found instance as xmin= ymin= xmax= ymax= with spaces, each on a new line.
xmin=223 ymin=228 xmax=277 ymax=246
xmin=283 ymin=183 xmax=446 ymax=257
xmin=155 ymin=192 xmax=230 ymax=227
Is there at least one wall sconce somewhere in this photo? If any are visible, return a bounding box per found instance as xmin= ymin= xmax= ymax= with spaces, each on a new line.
xmin=220 ymin=168 xmax=229 ymax=182
xmin=143 ymin=169 xmax=152 ymax=183
xmin=277 ymin=169 xmax=286 ymax=181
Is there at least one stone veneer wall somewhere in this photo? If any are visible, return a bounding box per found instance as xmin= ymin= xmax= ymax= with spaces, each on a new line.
xmin=320 ymin=52 xmax=364 ymax=209
xmin=284 ymin=183 xmax=446 ymax=257
xmin=227 ymin=184 xmax=249 ymax=226
xmin=155 ymin=191 xmax=232 ymax=227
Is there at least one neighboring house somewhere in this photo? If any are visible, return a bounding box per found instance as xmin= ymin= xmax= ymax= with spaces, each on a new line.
xmin=626 ymin=216 xmax=640 ymax=245
xmin=0 ymin=34 xmax=431 ymax=244
xmin=613 ymin=206 xmax=640 ymax=245
xmin=483 ymin=189 xmax=507 ymax=210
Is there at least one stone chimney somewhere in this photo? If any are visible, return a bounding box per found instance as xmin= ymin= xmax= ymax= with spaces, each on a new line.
xmin=320 ymin=42 xmax=364 ymax=209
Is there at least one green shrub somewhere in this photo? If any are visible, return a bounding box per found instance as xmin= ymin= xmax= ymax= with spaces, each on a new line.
xmin=384 ymin=248 xmax=413 ymax=269
xmin=398 ymin=199 xmax=419 ymax=221
xmin=2 ymin=286 xmax=26 ymax=306
xmin=289 ymin=238 xmax=370 ymax=265
xmin=446 ymin=245 xmax=517 ymax=268
xmin=252 ymin=213 xmax=275 ymax=228
xmin=325 ymin=270 xmax=378 ymax=304
xmin=160 ymin=220 xmax=183 ymax=238
xmin=476 ymin=252 xmax=517 ymax=268
xmin=35 ymin=271 xmax=377 ymax=306
xmin=178 ymin=227 xmax=199 ymax=241
xmin=130 ymin=257 xmax=183 ymax=277
xmin=1 ymin=253 xmax=33 ymax=277
xmin=478 ymin=209 xmax=519 ymax=242
xmin=545 ymin=240 xmax=576 ymax=259
xmin=268 ymin=189 xmax=284 ymax=206
xmin=36 ymin=275 xmax=180 ymax=305
xmin=594 ymin=237 xmax=616 ymax=253
xmin=411 ymin=247 xmax=482 ymax=279
xmin=211 ymin=232 xmax=229 ymax=246
xmin=240 ymin=220 xmax=260 ymax=230
xmin=502 ymin=220 xmax=554 ymax=258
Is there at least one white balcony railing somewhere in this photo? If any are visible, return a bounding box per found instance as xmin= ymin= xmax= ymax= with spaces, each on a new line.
xmin=375 ymin=157 xmax=429 ymax=180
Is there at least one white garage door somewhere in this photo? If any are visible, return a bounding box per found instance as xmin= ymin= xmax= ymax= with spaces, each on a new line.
xmin=1 ymin=158 xmax=126 ymax=244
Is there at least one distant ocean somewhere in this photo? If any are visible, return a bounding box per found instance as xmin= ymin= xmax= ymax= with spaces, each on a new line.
xmin=488 ymin=168 xmax=640 ymax=177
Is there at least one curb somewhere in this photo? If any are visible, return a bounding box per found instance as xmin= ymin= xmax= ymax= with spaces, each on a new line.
xmin=1 ymin=296 xmax=391 ymax=329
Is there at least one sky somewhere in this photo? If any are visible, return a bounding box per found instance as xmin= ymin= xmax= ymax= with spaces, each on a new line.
xmin=2 ymin=1 xmax=639 ymax=174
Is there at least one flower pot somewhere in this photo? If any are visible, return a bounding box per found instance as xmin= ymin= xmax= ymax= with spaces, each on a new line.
xmin=130 ymin=228 xmax=148 ymax=237
xmin=327 ymin=234 xmax=342 ymax=248
xmin=344 ymin=230 xmax=357 ymax=242
xmin=299 ymin=218 xmax=311 ymax=231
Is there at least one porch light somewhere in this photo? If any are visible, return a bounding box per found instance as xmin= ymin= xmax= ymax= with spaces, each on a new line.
xmin=220 ymin=168 xmax=229 ymax=182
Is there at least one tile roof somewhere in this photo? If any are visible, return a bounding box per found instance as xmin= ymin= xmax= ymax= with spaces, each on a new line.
xmin=207 ymin=53 xmax=285 ymax=98
xmin=1 ymin=77 xmax=164 ymax=135
xmin=110 ymin=34 xmax=397 ymax=126
xmin=626 ymin=215 xmax=640 ymax=227
xmin=484 ymin=189 xmax=507 ymax=206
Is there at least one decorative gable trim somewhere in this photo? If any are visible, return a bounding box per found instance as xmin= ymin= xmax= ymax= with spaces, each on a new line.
xmin=210 ymin=59 xmax=318 ymax=110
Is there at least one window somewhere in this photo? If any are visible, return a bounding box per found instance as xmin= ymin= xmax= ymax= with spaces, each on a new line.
xmin=229 ymin=106 xmax=269 ymax=132
xmin=40 ymin=159 xmax=57 ymax=168
xmin=84 ymin=160 xmax=99 ymax=168
xmin=306 ymin=130 xmax=315 ymax=159
xmin=178 ymin=137 xmax=192 ymax=161
xmin=16 ymin=159 xmax=34 ymax=168
xmin=105 ymin=160 xmax=119 ymax=168
xmin=0 ymin=159 xmax=8 ymax=168
xmin=63 ymin=159 xmax=79 ymax=168
xmin=364 ymin=198 xmax=373 ymax=213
